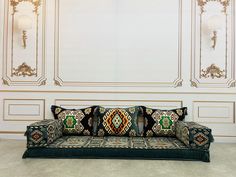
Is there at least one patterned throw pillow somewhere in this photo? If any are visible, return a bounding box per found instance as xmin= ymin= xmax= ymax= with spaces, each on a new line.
xmin=95 ymin=106 xmax=141 ymax=137
xmin=51 ymin=105 xmax=96 ymax=136
xmin=142 ymin=106 xmax=187 ymax=137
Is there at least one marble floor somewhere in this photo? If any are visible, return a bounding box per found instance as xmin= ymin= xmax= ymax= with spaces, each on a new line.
xmin=0 ymin=139 xmax=236 ymax=177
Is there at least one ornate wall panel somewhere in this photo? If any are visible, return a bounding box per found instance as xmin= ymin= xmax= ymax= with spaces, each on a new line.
xmin=3 ymin=99 xmax=45 ymax=121
xmin=191 ymin=0 xmax=235 ymax=87
xmin=55 ymin=99 xmax=183 ymax=109
xmin=2 ymin=0 xmax=46 ymax=86
xmin=193 ymin=101 xmax=236 ymax=138
xmin=54 ymin=0 xmax=183 ymax=87
xmin=193 ymin=101 xmax=235 ymax=123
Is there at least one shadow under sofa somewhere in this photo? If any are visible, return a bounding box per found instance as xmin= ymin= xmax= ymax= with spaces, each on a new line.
xmin=23 ymin=119 xmax=214 ymax=162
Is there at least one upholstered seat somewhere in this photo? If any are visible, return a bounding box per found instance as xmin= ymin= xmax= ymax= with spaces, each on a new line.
xmin=48 ymin=136 xmax=187 ymax=149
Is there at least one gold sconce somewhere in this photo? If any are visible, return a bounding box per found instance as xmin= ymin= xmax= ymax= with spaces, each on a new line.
xmin=207 ymin=15 xmax=223 ymax=50
xmin=10 ymin=0 xmax=42 ymax=49
xmin=17 ymin=15 xmax=32 ymax=49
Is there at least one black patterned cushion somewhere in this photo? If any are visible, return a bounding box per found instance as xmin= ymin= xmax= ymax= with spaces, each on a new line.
xmin=142 ymin=106 xmax=187 ymax=137
xmin=51 ymin=105 xmax=96 ymax=136
xmin=26 ymin=119 xmax=63 ymax=148
xmin=176 ymin=121 xmax=214 ymax=150
xmin=95 ymin=106 xmax=141 ymax=137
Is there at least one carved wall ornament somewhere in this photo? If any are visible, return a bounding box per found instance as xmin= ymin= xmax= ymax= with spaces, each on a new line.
xmin=54 ymin=80 xmax=62 ymax=86
xmin=10 ymin=0 xmax=41 ymax=15
xmin=39 ymin=79 xmax=47 ymax=86
xmin=197 ymin=0 xmax=230 ymax=14
xmin=201 ymin=64 xmax=225 ymax=79
xmin=2 ymin=78 xmax=10 ymax=86
xmin=12 ymin=62 xmax=37 ymax=77
xmin=190 ymin=80 xmax=198 ymax=88
xmin=190 ymin=0 xmax=235 ymax=88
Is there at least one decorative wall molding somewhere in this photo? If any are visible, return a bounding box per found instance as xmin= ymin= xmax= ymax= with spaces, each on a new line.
xmin=2 ymin=0 xmax=46 ymax=86
xmin=10 ymin=0 xmax=41 ymax=14
xmin=55 ymin=99 xmax=183 ymax=109
xmin=3 ymin=99 xmax=45 ymax=121
xmin=54 ymin=0 xmax=183 ymax=87
xmin=201 ymin=64 xmax=225 ymax=78
xmin=193 ymin=100 xmax=236 ymax=138
xmin=12 ymin=62 xmax=37 ymax=77
xmin=191 ymin=0 xmax=235 ymax=88
xmin=193 ymin=101 xmax=235 ymax=124
xmin=197 ymin=0 xmax=230 ymax=14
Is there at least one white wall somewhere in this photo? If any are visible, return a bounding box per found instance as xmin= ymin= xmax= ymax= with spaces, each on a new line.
xmin=0 ymin=0 xmax=236 ymax=142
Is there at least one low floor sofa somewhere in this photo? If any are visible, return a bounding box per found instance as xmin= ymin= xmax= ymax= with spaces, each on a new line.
xmin=23 ymin=106 xmax=214 ymax=162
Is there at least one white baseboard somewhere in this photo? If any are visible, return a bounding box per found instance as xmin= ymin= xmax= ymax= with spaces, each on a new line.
xmin=0 ymin=134 xmax=25 ymax=140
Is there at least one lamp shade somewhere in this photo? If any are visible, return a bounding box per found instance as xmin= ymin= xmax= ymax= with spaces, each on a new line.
xmin=207 ymin=15 xmax=224 ymax=30
xmin=17 ymin=15 xmax=32 ymax=30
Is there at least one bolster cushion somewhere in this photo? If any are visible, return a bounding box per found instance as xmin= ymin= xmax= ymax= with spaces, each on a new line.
xmin=176 ymin=121 xmax=214 ymax=150
xmin=25 ymin=119 xmax=63 ymax=148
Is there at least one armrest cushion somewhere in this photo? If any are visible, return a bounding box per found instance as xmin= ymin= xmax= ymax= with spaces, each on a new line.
xmin=176 ymin=121 xmax=214 ymax=150
xmin=25 ymin=119 xmax=63 ymax=148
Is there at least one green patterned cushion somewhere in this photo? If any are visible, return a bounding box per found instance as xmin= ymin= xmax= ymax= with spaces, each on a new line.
xmin=142 ymin=106 xmax=187 ymax=137
xmin=51 ymin=105 xmax=96 ymax=136
xmin=95 ymin=106 xmax=141 ymax=137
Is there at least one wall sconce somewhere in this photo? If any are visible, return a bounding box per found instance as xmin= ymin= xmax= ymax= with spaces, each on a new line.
xmin=207 ymin=15 xmax=223 ymax=50
xmin=17 ymin=15 xmax=32 ymax=49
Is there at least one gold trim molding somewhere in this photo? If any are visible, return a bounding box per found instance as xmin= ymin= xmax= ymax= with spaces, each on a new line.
xmin=197 ymin=0 xmax=230 ymax=14
xmin=54 ymin=0 xmax=183 ymax=87
xmin=201 ymin=64 xmax=225 ymax=79
xmin=192 ymin=101 xmax=235 ymax=125
xmin=10 ymin=0 xmax=41 ymax=14
xmin=1 ymin=89 xmax=236 ymax=95
xmin=2 ymin=0 xmax=46 ymax=86
xmin=12 ymin=62 xmax=37 ymax=77
xmin=0 ymin=131 xmax=25 ymax=134
xmin=55 ymin=99 xmax=183 ymax=108
xmin=3 ymin=99 xmax=45 ymax=122
xmin=190 ymin=0 xmax=235 ymax=88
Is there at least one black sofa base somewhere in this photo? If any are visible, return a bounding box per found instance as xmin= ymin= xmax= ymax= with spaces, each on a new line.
xmin=23 ymin=148 xmax=210 ymax=162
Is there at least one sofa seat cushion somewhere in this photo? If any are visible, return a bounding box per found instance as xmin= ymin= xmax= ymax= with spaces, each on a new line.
xmin=48 ymin=136 xmax=187 ymax=150
xmin=23 ymin=136 xmax=210 ymax=162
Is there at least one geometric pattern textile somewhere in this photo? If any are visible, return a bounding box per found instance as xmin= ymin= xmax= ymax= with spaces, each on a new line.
xmin=142 ymin=106 xmax=188 ymax=137
xmin=51 ymin=105 xmax=96 ymax=136
xmin=175 ymin=121 xmax=214 ymax=150
xmin=49 ymin=136 xmax=187 ymax=150
xmin=25 ymin=119 xmax=63 ymax=148
xmin=95 ymin=106 xmax=141 ymax=137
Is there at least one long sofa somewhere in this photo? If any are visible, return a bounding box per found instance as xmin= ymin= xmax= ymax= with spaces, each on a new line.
xmin=23 ymin=105 xmax=214 ymax=162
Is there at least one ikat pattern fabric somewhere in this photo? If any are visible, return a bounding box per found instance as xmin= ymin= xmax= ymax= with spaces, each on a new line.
xmin=176 ymin=121 xmax=190 ymax=146
xmin=95 ymin=106 xmax=141 ymax=137
xmin=51 ymin=105 xmax=96 ymax=136
xmin=142 ymin=107 xmax=188 ymax=137
xmin=26 ymin=119 xmax=63 ymax=148
xmin=176 ymin=121 xmax=214 ymax=150
xmin=49 ymin=136 xmax=187 ymax=149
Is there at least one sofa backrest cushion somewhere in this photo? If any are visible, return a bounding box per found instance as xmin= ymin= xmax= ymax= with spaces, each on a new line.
xmin=95 ymin=106 xmax=142 ymax=137
xmin=51 ymin=105 xmax=97 ymax=136
xmin=142 ymin=106 xmax=187 ymax=137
